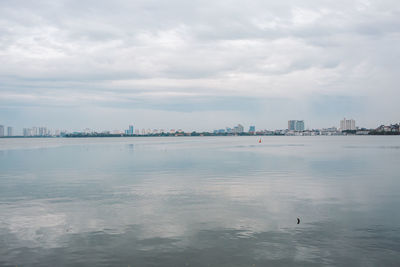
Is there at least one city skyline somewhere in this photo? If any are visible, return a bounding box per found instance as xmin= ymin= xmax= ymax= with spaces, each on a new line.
xmin=1 ymin=1 xmax=400 ymax=130
xmin=5 ymin=117 xmax=400 ymax=137
xmin=0 ymin=116 xmax=366 ymax=136
xmin=0 ymin=114 xmax=368 ymax=134
xmin=1 ymin=119 xmax=326 ymax=136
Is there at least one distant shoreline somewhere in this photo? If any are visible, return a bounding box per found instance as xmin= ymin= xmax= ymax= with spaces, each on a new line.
xmin=1 ymin=133 xmax=399 ymax=138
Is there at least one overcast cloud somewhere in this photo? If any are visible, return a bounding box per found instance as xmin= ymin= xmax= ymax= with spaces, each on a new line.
xmin=1 ymin=0 xmax=399 ymax=132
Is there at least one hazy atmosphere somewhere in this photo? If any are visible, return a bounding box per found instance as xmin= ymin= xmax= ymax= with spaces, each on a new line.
xmin=1 ymin=0 xmax=399 ymax=131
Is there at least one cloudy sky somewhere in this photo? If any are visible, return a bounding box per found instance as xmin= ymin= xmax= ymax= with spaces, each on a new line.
xmin=1 ymin=0 xmax=399 ymax=132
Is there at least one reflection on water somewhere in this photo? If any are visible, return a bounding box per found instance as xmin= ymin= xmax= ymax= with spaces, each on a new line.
xmin=1 ymin=136 xmax=400 ymax=266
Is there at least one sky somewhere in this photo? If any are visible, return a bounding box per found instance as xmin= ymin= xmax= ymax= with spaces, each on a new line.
xmin=1 ymin=0 xmax=399 ymax=133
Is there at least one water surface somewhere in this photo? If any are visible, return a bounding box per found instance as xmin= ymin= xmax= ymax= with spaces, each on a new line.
xmin=1 ymin=136 xmax=400 ymax=266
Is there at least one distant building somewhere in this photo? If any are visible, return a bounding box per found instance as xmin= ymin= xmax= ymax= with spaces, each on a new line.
xmin=128 ymin=125 xmax=134 ymax=135
xmin=340 ymin=118 xmax=356 ymax=131
xmin=32 ymin=127 xmax=38 ymax=136
xmin=111 ymin=130 xmax=121 ymax=134
xmin=288 ymin=120 xmax=304 ymax=131
xmin=39 ymin=127 xmax=47 ymax=136
xmin=296 ymin=121 xmax=305 ymax=131
xmin=83 ymin=128 xmax=92 ymax=134
xmin=288 ymin=120 xmax=295 ymax=131
xmin=0 ymin=125 xmax=4 ymax=137
xmin=374 ymin=124 xmax=399 ymax=133
xmin=235 ymin=124 xmax=244 ymax=133
xmin=7 ymin=127 xmax=13 ymax=136
xmin=23 ymin=128 xmax=30 ymax=136
xmin=249 ymin=126 xmax=255 ymax=134
xmin=213 ymin=129 xmax=225 ymax=134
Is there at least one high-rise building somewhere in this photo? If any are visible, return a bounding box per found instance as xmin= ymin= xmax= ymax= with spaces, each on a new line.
xmin=39 ymin=127 xmax=47 ymax=136
xmin=128 ymin=125 xmax=134 ymax=135
xmin=340 ymin=118 xmax=356 ymax=131
xmin=31 ymin=127 xmax=38 ymax=136
xmin=288 ymin=120 xmax=295 ymax=131
xmin=0 ymin=125 xmax=4 ymax=137
xmin=232 ymin=124 xmax=244 ymax=134
xmin=296 ymin=120 xmax=304 ymax=131
xmin=7 ymin=127 xmax=13 ymax=136
xmin=288 ymin=120 xmax=305 ymax=131
xmin=249 ymin=126 xmax=256 ymax=133
xmin=237 ymin=124 xmax=244 ymax=133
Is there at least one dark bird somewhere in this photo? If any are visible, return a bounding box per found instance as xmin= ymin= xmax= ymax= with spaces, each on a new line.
xmin=297 ymin=218 xmax=300 ymax=224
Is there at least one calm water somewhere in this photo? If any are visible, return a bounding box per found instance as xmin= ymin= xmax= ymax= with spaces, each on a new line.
xmin=1 ymin=136 xmax=400 ymax=266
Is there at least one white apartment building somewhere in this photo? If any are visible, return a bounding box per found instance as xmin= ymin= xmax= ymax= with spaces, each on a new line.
xmin=340 ymin=118 xmax=356 ymax=131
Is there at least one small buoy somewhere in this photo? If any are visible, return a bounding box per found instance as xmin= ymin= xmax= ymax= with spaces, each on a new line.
xmin=258 ymin=139 xmax=262 ymax=143
xmin=297 ymin=218 xmax=300 ymax=224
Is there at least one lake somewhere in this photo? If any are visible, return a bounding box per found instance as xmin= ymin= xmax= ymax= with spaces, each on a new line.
xmin=1 ymin=136 xmax=400 ymax=266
